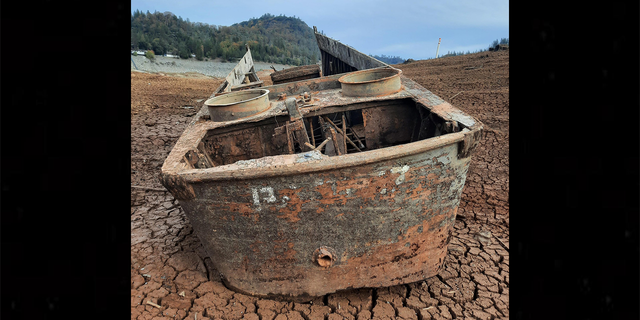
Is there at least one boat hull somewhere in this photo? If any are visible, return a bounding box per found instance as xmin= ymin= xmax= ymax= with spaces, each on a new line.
xmin=174 ymin=141 xmax=470 ymax=299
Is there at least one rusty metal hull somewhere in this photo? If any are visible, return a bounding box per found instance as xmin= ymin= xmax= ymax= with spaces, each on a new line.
xmin=160 ymin=29 xmax=483 ymax=300
xmin=160 ymin=73 xmax=482 ymax=299
xmin=176 ymin=141 xmax=470 ymax=298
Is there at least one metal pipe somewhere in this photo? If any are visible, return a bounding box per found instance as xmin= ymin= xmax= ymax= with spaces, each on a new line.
xmin=435 ymin=38 xmax=441 ymax=58
xmin=131 ymin=57 xmax=138 ymax=70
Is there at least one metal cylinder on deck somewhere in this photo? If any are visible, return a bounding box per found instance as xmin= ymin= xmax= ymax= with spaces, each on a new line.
xmin=338 ymin=68 xmax=402 ymax=97
xmin=204 ymin=89 xmax=270 ymax=122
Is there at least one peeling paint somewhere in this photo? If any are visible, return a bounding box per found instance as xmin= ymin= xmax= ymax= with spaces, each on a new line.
xmin=390 ymin=165 xmax=410 ymax=174
xmin=391 ymin=165 xmax=410 ymax=185
xmin=252 ymin=186 xmax=277 ymax=209
xmin=295 ymin=150 xmax=325 ymax=163
xmin=252 ymin=188 xmax=261 ymax=208
xmin=436 ymin=155 xmax=451 ymax=165
xmin=261 ymin=187 xmax=277 ymax=203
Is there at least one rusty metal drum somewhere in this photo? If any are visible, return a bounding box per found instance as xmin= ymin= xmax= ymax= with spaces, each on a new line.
xmin=338 ymin=68 xmax=402 ymax=97
xmin=204 ymin=89 xmax=270 ymax=122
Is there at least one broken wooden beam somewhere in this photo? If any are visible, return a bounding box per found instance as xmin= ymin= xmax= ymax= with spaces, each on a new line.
xmin=308 ymin=118 xmax=316 ymax=147
xmin=328 ymin=127 xmax=342 ymax=155
xmin=322 ymin=115 xmax=363 ymax=152
xmin=305 ymin=137 xmax=331 ymax=153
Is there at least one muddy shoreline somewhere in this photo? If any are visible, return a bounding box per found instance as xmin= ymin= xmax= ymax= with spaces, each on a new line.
xmin=131 ymin=55 xmax=296 ymax=78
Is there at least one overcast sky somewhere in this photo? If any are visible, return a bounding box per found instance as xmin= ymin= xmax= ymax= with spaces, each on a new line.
xmin=131 ymin=0 xmax=508 ymax=60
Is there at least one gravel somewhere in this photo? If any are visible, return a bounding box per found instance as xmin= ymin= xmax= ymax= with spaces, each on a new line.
xmin=131 ymin=55 xmax=295 ymax=78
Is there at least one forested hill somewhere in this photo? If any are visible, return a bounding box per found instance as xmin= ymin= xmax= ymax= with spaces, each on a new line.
xmin=131 ymin=11 xmax=321 ymax=66
xmin=370 ymin=54 xmax=405 ymax=65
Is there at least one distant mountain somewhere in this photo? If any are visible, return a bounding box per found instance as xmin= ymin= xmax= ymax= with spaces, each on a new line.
xmin=370 ymin=54 xmax=406 ymax=65
xmin=131 ymin=11 xmax=321 ymax=66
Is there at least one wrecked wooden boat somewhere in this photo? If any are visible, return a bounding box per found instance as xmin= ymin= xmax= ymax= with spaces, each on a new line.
xmin=159 ymin=27 xmax=483 ymax=300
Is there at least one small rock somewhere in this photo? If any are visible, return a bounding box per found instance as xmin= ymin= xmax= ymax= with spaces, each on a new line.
xmin=475 ymin=230 xmax=492 ymax=245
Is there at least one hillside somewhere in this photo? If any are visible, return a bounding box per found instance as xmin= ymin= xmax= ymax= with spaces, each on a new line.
xmin=131 ymin=11 xmax=321 ymax=66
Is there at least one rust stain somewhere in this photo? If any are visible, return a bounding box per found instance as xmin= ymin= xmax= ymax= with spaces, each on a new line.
xmin=275 ymin=188 xmax=303 ymax=223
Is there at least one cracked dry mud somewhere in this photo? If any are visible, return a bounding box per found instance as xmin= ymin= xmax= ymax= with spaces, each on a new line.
xmin=131 ymin=50 xmax=509 ymax=320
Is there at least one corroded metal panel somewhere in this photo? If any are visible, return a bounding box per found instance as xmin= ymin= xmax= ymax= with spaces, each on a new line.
xmin=314 ymin=27 xmax=388 ymax=76
xmin=177 ymin=143 xmax=470 ymax=299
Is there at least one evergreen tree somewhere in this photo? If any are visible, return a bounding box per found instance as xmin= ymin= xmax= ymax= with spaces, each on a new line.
xmin=203 ymin=39 xmax=213 ymax=58
xmin=178 ymin=43 xmax=190 ymax=59
xmin=152 ymin=38 xmax=165 ymax=56
xmin=196 ymin=42 xmax=204 ymax=60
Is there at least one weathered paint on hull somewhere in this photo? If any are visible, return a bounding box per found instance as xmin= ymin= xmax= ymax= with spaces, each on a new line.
xmin=176 ymin=142 xmax=470 ymax=299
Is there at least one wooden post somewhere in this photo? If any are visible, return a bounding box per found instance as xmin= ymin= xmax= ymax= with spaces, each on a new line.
xmin=308 ymin=118 xmax=316 ymax=147
xmin=285 ymin=124 xmax=294 ymax=154
xmin=328 ymin=127 xmax=342 ymax=155
xmin=342 ymin=113 xmax=347 ymax=152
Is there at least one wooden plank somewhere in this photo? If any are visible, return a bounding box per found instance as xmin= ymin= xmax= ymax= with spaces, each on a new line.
xmin=223 ymin=48 xmax=257 ymax=92
xmin=315 ymin=32 xmax=388 ymax=75
xmin=342 ymin=113 xmax=347 ymax=152
xmin=302 ymin=98 xmax=411 ymax=117
xmin=328 ymin=127 xmax=342 ymax=155
xmin=230 ymin=80 xmax=264 ymax=91
xmin=308 ymin=118 xmax=315 ymax=147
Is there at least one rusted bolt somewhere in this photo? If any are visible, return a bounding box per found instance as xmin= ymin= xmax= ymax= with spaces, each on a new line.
xmin=313 ymin=246 xmax=336 ymax=268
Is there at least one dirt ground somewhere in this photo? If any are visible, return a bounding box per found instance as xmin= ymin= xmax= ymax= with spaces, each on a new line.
xmin=131 ymin=50 xmax=509 ymax=320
